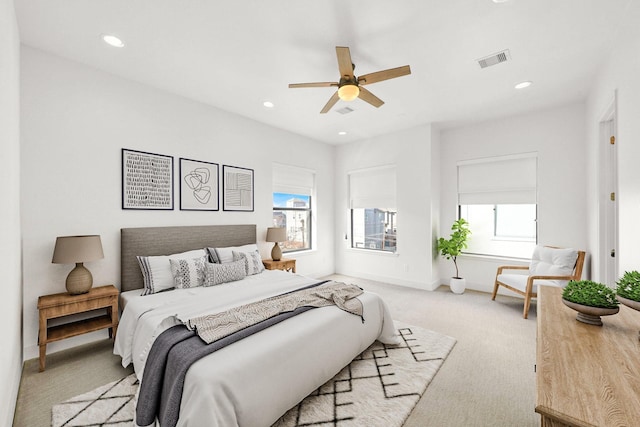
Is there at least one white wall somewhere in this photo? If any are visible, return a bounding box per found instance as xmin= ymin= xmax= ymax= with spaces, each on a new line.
xmin=430 ymin=126 xmax=441 ymax=286
xmin=586 ymin=1 xmax=640 ymax=282
xmin=20 ymin=46 xmax=335 ymax=360
xmin=438 ymin=103 xmax=588 ymax=293
xmin=0 ymin=2 xmax=22 ymax=426
xmin=334 ymin=124 xmax=436 ymax=289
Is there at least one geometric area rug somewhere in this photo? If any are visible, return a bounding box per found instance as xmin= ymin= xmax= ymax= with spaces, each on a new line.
xmin=52 ymin=322 xmax=456 ymax=427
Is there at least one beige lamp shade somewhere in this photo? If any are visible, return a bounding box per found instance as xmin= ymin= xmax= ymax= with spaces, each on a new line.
xmin=266 ymin=227 xmax=286 ymax=261
xmin=52 ymin=235 xmax=104 ymax=295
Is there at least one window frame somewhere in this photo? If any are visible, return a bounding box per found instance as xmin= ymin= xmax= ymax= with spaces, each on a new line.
xmin=272 ymin=193 xmax=312 ymax=254
xmin=350 ymin=207 xmax=397 ymax=253
xmin=458 ymin=203 xmax=537 ymax=258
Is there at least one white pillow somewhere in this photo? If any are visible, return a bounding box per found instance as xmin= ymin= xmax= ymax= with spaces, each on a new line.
xmin=203 ymin=260 xmax=246 ymax=286
xmin=529 ymin=246 xmax=578 ymax=277
xmin=137 ymin=249 xmax=207 ymax=295
xmin=207 ymin=244 xmax=258 ymax=264
xmin=232 ymin=249 xmax=265 ymax=276
xmin=169 ymin=256 xmax=206 ymax=289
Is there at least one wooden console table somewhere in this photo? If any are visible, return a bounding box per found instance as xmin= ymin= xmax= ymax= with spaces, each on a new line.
xmin=536 ymin=286 xmax=640 ymax=426
xmin=37 ymin=285 xmax=119 ymax=372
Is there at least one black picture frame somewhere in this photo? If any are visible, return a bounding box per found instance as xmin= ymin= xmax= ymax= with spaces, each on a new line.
xmin=222 ymin=165 xmax=254 ymax=212
xmin=179 ymin=158 xmax=219 ymax=211
xmin=122 ymin=148 xmax=174 ymax=210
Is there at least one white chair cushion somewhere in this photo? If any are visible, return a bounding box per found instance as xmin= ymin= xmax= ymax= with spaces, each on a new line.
xmin=497 ymin=274 xmax=563 ymax=294
xmin=529 ymin=246 xmax=578 ymax=277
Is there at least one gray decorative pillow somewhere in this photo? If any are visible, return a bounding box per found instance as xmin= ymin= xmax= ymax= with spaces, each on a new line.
xmin=137 ymin=249 xmax=207 ymax=295
xmin=207 ymin=244 xmax=259 ymax=264
xmin=232 ymin=249 xmax=265 ymax=276
xmin=169 ymin=256 xmax=206 ymax=289
xmin=203 ymin=260 xmax=246 ymax=286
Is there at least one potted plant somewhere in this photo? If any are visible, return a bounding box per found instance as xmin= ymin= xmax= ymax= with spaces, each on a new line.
xmin=437 ymin=218 xmax=471 ymax=294
xmin=561 ymin=280 xmax=619 ymax=325
xmin=616 ymin=270 xmax=640 ymax=311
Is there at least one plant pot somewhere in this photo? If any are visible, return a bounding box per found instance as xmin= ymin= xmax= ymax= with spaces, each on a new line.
xmin=449 ymin=277 xmax=466 ymax=294
xmin=617 ymin=295 xmax=640 ymax=311
xmin=561 ymin=298 xmax=619 ymax=326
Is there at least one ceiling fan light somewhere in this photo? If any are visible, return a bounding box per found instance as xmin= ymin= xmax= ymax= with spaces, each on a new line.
xmin=338 ymin=84 xmax=360 ymax=101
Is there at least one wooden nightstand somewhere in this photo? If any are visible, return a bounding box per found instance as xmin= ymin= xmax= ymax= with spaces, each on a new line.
xmin=37 ymin=284 xmax=119 ymax=372
xmin=262 ymin=258 xmax=296 ymax=273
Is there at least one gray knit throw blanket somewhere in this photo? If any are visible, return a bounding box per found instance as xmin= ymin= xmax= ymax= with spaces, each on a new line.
xmin=187 ymin=281 xmax=364 ymax=344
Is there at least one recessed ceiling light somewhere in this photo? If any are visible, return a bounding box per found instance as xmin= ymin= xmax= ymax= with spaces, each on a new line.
xmin=263 ymin=101 xmax=274 ymax=108
xmin=102 ymin=34 xmax=124 ymax=48
xmin=338 ymin=131 xmax=347 ymax=136
xmin=492 ymin=0 xmax=510 ymax=3
xmin=515 ymin=81 xmax=532 ymax=89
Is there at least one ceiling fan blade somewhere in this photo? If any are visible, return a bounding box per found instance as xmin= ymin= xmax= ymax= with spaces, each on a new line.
xmin=336 ymin=46 xmax=355 ymax=79
xmin=320 ymin=91 xmax=340 ymax=114
xmin=289 ymin=82 xmax=338 ymax=88
xmin=358 ymin=87 xmax=384 ymax=108
xmin=358 ymin=65 xmax=411 ymax=86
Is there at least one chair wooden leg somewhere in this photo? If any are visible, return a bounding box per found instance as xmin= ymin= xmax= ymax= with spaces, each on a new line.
xmin=491 ymin=280 xmax=500 ymax=300
xmin=523 ymin=293 xmax=531 ymax=319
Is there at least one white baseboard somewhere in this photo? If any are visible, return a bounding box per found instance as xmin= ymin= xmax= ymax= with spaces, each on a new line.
xmin=336 ymin=268 xmax=434 ymax=290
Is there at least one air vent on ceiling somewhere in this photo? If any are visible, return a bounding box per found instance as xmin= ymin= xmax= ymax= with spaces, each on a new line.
xmin=336 ymin=106 xmax=355 ymax=115
xmin=477 ymin=49 xmax=511 ymax=69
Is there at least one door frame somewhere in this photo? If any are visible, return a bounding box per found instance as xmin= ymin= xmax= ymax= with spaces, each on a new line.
xmin=598 ymin=94 xmax=618 ymax=286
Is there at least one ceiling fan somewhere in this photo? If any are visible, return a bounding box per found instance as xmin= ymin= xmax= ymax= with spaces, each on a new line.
xmin=289 ymin=46 xmax=411 ymax=114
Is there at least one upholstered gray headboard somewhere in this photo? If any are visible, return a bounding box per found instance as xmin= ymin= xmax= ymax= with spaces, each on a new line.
xmin=121 ymin=224 xmax=256 ymax=292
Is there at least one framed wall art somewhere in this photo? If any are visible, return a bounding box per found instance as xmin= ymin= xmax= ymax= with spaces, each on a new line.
xmin=179 ymin=158 xmax=219 ymax=211
xmin=122 ymin=148 xmax=174 ymax=210
xmin=222 ymin=165 xmax=254 ymax=211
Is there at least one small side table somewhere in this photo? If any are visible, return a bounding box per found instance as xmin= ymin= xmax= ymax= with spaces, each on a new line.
xmin=37 ymin=284 xmax=119 ymax=372
xmin=262 ymin=258 xmax=296 ymax=273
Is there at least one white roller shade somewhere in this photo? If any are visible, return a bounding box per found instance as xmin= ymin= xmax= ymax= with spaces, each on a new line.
xmin=458 ymin=153 xmax=537 ymax=205
xmin=349 ymin=165 xmax=396 ymax=210
xmin=273 ymin=163 xmax=315 ymax=196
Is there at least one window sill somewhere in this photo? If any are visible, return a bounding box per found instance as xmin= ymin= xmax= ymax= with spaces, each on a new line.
xmin=346 ymin=248 xmax=399 ymax=257
xmin=282 ymin=249 xmax=316 ymax=257
xmin=459 ymin=252 xmax=530 ymax=263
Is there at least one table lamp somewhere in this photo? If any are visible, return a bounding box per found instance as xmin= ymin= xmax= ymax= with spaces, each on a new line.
xmin=52 ymin=235 xmax=104 ymax=295
xmin=266 ymin=227 xmax=287 ymax=261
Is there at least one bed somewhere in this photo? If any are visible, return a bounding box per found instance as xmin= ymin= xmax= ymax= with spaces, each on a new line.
xmin=113 ymin=224 xmax=400 ymax=427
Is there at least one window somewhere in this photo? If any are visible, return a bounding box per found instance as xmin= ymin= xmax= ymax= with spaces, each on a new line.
xmin=459 ymin=204 xmax=536 ymax=258
xmin=457 ymin=153 xmax=537 ymax=258
xmin=272 ymin=164 xmax=315 ymax=253
xmin=273 ymin=193 xmax=311 ymax=252
xmin=349 ymin=166 xmax=397 ymax=253
xmin=351 ymin=208 xmax=397 ymax=252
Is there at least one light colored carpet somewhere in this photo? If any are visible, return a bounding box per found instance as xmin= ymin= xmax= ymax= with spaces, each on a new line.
xmin=51 ymin=323 xmax=455 ymax=427
xmin=15 ymin=275 xmax=538 ymax=427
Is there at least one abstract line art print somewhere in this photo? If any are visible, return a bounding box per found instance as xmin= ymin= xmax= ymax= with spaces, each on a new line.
xmin=179 ymin=158 xmax=219 ymax=211
xmin=122 ymin=149 xmax=173 ymax=210
xmin=223 ymin=165 xmax=254 ymax=211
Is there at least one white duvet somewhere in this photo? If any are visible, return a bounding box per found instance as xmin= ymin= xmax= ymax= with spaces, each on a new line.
xmin=114 ymin=270 xmax=399 ymax=427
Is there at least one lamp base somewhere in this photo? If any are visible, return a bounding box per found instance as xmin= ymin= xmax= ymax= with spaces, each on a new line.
xmin=66 ymin=263 xmax=93 ymax=295
xmin=271 ymin=243 xmax=282 ymax=261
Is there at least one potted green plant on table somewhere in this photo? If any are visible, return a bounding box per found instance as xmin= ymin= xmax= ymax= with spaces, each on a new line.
xmin=616 ymin=270 xmax=640 ymax=310
xmin=562 ymin=280 xmax=619 ymax=326
xmin=437 ymin=218 xmax=471 ymax=294
xmin=616 ymin=271 xmax=640 ymax=341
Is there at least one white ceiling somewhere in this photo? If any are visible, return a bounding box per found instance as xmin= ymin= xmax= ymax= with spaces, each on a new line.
xmin=15 ymin=0 xmax=633 ymax=144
